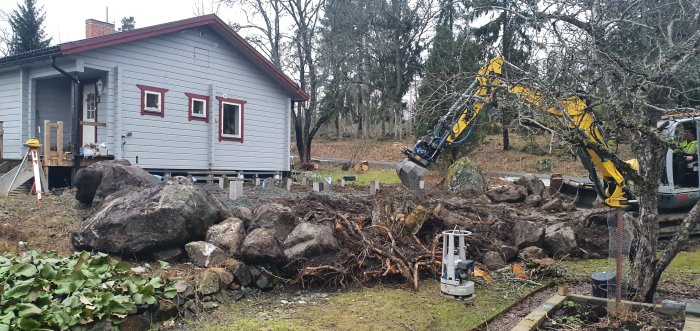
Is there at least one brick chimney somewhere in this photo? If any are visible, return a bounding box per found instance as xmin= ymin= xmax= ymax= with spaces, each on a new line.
xmin=85 ymin=19 xmax=115 ymax=38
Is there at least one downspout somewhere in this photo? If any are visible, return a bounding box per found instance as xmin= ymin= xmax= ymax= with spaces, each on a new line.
xmin=51 ymin=55 xmax=82 ymax=181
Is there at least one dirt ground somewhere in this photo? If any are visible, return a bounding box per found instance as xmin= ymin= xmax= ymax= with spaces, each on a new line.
xmin=308 ymin=133 xmax=596 ymax=177
xmin=0 ymin=133 xmax=696 ymax=330
xmin=0 ymin=190 xmax=84 ymax=255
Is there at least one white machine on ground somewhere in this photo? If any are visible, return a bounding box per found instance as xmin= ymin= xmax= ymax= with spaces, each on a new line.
xmin=440 ymin=229 xmax=475 ymax=299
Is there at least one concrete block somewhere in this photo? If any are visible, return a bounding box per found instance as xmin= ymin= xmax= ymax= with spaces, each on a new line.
xmin=419 ymin=180 xmax=425 ymax=190
xmin=302 ymin=177 xmax=308 ymax=186
xmin=312 ymin=182 xmax=320 ymax=192
xmin=255 ymin=178 xmax=261 ymax=186
xmin=340 ymin=179 xmax=345 ymax=187
xmin=688 ymin=299 xmax=700 ymax=317
xmin=286 ymin=178 xmax=292 ymax=191
xmin=262 ymin=179 xmax=272 ymax=189
xmin=656 ymin=300 xmax=686 ymax=316
xmin=369 ymin=184 xmax=377 ymax=195
xmin=218 ymin=177 xmax=225 ymax=189
xmin=229 ymin=181 xmax=243 ymax=200
xmin=322 ymin=182 xmax=332 ymax=192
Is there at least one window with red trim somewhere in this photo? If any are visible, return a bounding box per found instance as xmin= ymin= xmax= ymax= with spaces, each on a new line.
xmin=217 ymin=96 xmax=245 ymax=142
xmin=185 ymin=93 xmax=209 ymax=122
xmin=136 ymin=84 xmax=168 ymax=117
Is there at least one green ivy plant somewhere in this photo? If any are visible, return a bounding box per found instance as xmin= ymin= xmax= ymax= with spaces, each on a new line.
xmin=0 ymin=251 xmax=179 ymax=330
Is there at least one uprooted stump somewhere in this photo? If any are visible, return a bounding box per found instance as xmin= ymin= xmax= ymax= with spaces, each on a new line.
xmin=291 ymin=213 xmax=440 ymax=290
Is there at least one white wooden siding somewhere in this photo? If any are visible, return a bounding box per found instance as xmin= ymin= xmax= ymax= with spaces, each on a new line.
xmin=35 ymin=77 xmax=72 ymax=147
xmin=75 ymin=27 xmax=291 ymax=171
xmin=0 ymin=69 xmax=22 ymax=159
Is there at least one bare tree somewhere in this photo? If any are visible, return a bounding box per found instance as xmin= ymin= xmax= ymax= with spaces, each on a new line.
xmin=281 ymin=0 xmax=330 ymax=166
xmin=469 ymin=0 xmax=700 ymax=302
xmin=193 ymin=0 xmax=222 ymax=16
xmin=0 ymin=10 xmax=11 ymax=56
xmin=220 ymin=0 xmax=286 ymax=68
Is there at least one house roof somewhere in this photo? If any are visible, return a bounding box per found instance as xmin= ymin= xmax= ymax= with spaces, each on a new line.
xmin=0 ymin=14 xmax=309 ymax=101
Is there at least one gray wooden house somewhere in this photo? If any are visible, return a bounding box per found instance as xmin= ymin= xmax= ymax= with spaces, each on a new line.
xmin=0 ymin=14 xmax=307 ymax=179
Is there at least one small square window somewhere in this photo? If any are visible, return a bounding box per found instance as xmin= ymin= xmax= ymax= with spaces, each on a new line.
xmin=137 ymin=85 xmax=168 ymax=117
xmin=186 ymin=93 xmax=210 ymax=122
xmin=145 ymin=92 xmax=161 ymax=112
xmin=192 ymin=99 xmax=205 ymax=116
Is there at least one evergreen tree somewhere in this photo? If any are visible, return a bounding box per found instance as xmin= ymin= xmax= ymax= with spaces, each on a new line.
xmin=466 ymin=0 xmax=538 ymax=150
xmin=7 ymin=0 xmax=51 ymax=55
xmin=118 ymin=17 xmax=136 ymax=32
xmin=413 ymin=27 xmax=482 ymax=138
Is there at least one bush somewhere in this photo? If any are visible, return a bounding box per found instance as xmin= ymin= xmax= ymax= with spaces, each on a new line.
xmin=0 ymin=251 xmax=178 ymax=330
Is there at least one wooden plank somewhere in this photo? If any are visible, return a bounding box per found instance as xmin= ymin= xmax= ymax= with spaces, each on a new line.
xmin=43 ymin=120 xmax=50 ymax=158
xmin=57 ymin=122 xmax=64 ymax=166
xmin=79 ymin=121 xmax=107 ymax=127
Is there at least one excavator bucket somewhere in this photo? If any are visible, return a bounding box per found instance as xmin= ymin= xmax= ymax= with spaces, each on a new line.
xmin=397 ymin=158 xmax=429 ymax=190
xmin=549 ymin=175 xmax=598 ymax=208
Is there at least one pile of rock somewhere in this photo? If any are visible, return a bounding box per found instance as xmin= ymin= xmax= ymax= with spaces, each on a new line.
xmin=174 ymin=203 xmax=341 ymax=317
xmin=480 ymin=174 xmax=579 ymax=270
xmin=172 ymin=260 xmax=272 ymax=318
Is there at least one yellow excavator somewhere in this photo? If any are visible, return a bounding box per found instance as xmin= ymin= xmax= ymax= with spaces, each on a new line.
xmin=398 ymin=56 xmax=641 ymax=208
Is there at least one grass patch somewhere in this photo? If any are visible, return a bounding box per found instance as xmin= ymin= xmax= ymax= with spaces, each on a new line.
xmin=302 ymin=165 xmax=401 ymax=186
xmin=560 ymin=247 xmax=700 ymax=286
xmin=187 ymin=280 xmax=538 ymax=331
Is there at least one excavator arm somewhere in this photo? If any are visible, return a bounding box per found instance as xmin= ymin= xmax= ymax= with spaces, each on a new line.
xmin=398 ymin=56 xmax=636 ymax=208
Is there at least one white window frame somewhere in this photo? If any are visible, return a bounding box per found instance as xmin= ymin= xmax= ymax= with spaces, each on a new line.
xmin=220 ymin=101 xmax=242 ymax=139
xmin=144 ymin=91 xmax=162 ymax=114
xmin=191 ymin=98 xmax=207 ymax=118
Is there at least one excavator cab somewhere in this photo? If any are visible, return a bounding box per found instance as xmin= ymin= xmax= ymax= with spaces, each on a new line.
xmin=658 ymin=116 xmax=700 ymax=209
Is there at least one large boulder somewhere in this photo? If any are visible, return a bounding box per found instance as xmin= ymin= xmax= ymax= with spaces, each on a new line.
xmin=249 ymin=203 xmax=296 ymax=241
xmin=513 ymin=221 xmax=544 ymax=248
xmin=544 ymin=224 xmax=577 ymax=258
xmin=233 ymin=207 xmax=254 ymax=227
xmin=444 ymin=157 xmax=489 ymax=195
xmin=74 ymin=160 xmax=158 ymax=205
xmin=185 ymin=241 xmax=228 ymax=268
xmin=71 ymin=185 xmax=222 ymax=254
xmin=482 ymin=251 xmax=506 ymax=270
xmin=514 ymin=174 xmax=545 ymax=196
xmin=487 ymin=185 xmax=528 ymax=203
xmin=206 ymin=218 xmax=246 ymax=256
xmin=283 ymin=222 xmax=339 ymax=260
xmin=239 ymin=228 xmax=285 ymax=264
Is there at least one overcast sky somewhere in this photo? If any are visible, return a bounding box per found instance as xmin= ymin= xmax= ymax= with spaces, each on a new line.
xmin=0 ymin=0 xmax=242 ymax=43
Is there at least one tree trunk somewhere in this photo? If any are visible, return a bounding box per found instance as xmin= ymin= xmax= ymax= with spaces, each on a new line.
xmin=626 ymin=129 xmax=669 ymax=302
xmin=336 ymin=111 xmax=341 ymax=138
xmin=502 ymin=127 xmax=510 ymax=151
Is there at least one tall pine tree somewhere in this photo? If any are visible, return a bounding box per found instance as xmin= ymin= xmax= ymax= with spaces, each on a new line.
xmin=413 ymin=9 xmax=483 ymax=139
xmin=466 ymin=0 xmax=537 ymax=150
xmin=8 ymin=0 xmax=51 ymax=55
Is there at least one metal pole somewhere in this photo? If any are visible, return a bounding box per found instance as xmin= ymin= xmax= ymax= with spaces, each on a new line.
xmin=6 ymin=150 xmax=29 ymax=197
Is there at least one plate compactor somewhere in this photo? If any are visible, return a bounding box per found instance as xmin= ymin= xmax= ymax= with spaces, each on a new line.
xmin=440 ymin=230 xmax=475 ymax=299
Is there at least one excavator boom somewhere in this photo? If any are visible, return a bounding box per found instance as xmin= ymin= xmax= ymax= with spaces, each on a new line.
xmin=398 ymin=55 xmax=635 ymax=208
